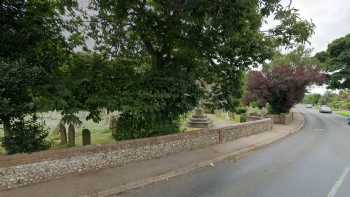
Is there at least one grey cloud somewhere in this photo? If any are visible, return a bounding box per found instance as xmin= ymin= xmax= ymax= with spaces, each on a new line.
xmin=290 ymin=0 xmax=350 ymax=52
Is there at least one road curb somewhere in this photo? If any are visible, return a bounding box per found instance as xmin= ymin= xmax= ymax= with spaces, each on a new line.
xmin=83 ymin=112 xmax=305 ymax=197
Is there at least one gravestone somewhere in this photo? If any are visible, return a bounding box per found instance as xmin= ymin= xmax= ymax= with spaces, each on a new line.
xmin=188 ymin=107 xmax=213 ymax=128
xmin=228 ymin=111 xmax=235 ymax=120
xmin=109 ymin=116 xmax=118 ymax=136
xmin=58 ymin=122 xmax=67 ymax=145
xmin=68 ymin=124 xmax=75 ymax=146
xmin=82 ymin=129 xmax=91 ymax=146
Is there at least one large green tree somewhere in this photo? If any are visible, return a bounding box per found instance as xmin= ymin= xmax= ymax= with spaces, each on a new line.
xmin=316 ymin=33 xmax=350 ymax=89
xmin=1 ymin=0 xmax=82 ymax=66
xmin=303 ymin=94 xmax=321 ymax=105
xmin=87 ymin=0 xmax=314 ymax=139
xmin=0 ymin=0 xmax=81 ymax=152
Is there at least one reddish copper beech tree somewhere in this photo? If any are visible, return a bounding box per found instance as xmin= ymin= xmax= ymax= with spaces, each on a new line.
xmin=243 ymin=65 xmax=326 ymax=114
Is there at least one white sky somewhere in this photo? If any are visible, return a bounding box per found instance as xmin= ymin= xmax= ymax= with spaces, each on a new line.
xmin=283 ymin=0 xmax=350 ymax=94
xmin=288 ymin=0 xmax=350 ymax=53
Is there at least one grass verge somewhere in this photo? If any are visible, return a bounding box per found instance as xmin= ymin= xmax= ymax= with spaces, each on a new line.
xmin=336 ymin=111 xmax=350 ymax=117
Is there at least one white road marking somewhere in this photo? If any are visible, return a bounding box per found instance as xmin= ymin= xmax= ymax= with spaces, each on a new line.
xmin=327 ymin=167 xmax=350 ymax=197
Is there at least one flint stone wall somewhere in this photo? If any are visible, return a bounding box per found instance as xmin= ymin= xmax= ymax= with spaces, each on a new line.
xmin=267 ymin=112 xmax=293 ymax=125
xmin=0 ymin=118 xmax=272 ymax=190
xmin=219 ymin=119 xmax=273 ymax=143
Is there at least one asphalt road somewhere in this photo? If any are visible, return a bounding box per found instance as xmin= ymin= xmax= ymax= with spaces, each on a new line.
xmin=118 ymin=107 xmax=350 ymax=197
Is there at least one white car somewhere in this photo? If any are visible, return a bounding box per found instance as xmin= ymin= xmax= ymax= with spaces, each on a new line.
xmin=319 ymin=106 xmax=332 ymax=113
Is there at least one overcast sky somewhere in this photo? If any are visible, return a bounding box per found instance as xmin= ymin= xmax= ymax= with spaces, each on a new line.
xmin=285 ymin=0 xmax=350 ymax=94
xmin=288 ymin=0 xmax=350 ymax=53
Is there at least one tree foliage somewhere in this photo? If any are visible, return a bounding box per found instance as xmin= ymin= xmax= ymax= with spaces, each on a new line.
xmin=87 ymin=0 xmax=314 ymax=139
xmin=0 ymin=0 xmax=81 ymax=117
xmin=315 ymin=33 xmax=350 ymax=89
xmin=1 ymin=0 xmax=81 ymax=69
xmin=309 ymin=90 xmax=350 ymax=110
xmin=303 ymin=94 xmax=321 ymax=105
xmin=318 ymin=91 xmax=336 ymax=106
xmin=0 ymin=0 xmax=316 ymax=146
xmin=0 ymin=59 xmax=46 ymax=136
xmin=244 ymin=65 xmax=325 ymax=114
xmin=1 ymin=117 xmax=50 ymax=155
xmin=50 ymin=53 xmax=114 ymax=122
xmin=266 ymin=46 xmax=320 ymax=69
xmin=0 ymin=0 xmax=81 ymax=153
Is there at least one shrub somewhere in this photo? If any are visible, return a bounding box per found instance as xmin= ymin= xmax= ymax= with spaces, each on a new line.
xmin=113 ymin=112 xmax=181 ymax=140
xmin=236 ymin=107 xmax=247 ymax=115
xmin=250 ymin=101 xmax=259 ymax=108
xmin=243 ymin=65 xmax=325 ymax=114
xmin=331 ymin=101 xmax=341 ymax=110
xmin=240 ymin=114 xmax=247 ymax=123
xmin=1 ymin=118 xmax=50 ymax=154
xmin=303 ymin=94 xmax=321 ymax=105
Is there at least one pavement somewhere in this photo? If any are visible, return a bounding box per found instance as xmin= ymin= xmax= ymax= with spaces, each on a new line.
xmin=0 ymin=110 xmax=304 ymax=197
xmin=118 ymin=106 xmax=350 ymax=197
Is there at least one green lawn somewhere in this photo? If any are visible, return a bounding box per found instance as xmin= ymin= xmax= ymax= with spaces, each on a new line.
xmin=78 ymin=128 xmax=115 ymax=145
xmin=49 ymin=128 xmax=115 ymax=148
xmin=207 ymin=113 xmax=237 ymax=127
xmin=336 ymin=111 xmax=350 ymax=117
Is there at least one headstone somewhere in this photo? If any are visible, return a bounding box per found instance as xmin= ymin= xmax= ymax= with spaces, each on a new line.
xmin=109 ymin=116 xmax=118 ymax=136
xmin=188 ymin=107 xmax=213 ymax=128
xmin=228 ymin=111 xmax=235 ymax=120
xmin=68 ymin=124 xmax=75 ymax=146
xmin=59 ymin=122 xmax=67 ymax=145
xmin=3 ymin=122 xmax=10 ymax=137
xmin=82 ymin=129 xmax=91 ymax=146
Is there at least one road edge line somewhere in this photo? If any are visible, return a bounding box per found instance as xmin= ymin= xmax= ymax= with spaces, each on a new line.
xmin=327 ymin=167 xmax=350 ymax=197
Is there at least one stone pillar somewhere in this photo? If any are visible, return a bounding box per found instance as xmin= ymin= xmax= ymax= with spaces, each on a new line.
xmin=187 ymin=107 xmax=213 ymax=128
xmin=228 ymin=112 xmax=235 ymax=120
xmin=82 ymin=129 xmax=91 ymax=146
xmin=59 ymin=122 xmax=67 ymax=145
xmin=68 ymin=124 xmax=75 ymax=146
